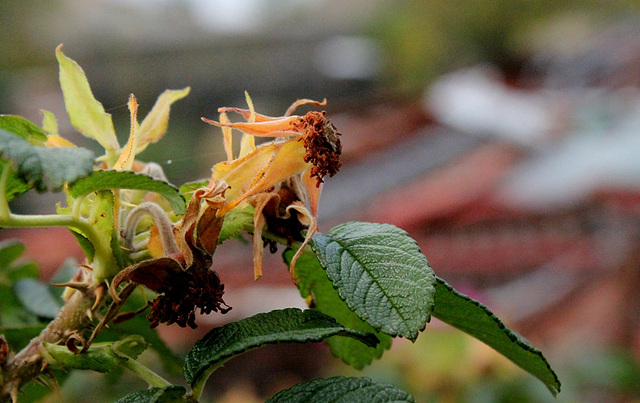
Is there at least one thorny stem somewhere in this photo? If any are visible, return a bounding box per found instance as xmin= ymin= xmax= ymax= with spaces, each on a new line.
xmin=0 ymin=286 xmax=100 ymax=401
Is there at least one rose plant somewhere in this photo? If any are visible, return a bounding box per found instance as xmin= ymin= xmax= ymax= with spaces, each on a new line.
xmin=0 ymin=46 xmax=560 ymax=402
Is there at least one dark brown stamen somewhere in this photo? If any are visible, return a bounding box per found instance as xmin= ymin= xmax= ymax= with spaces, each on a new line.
xmin=148 ymin=268 xmax=231 ymax=329
xmin=295 ymin=111 xmax=342 ymax=186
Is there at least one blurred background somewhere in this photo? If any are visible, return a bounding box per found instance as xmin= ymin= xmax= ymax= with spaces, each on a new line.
xmin=2 ymin=0 xmax=640 ymax=401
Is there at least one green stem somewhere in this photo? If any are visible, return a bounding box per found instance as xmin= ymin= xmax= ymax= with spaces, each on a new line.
xmin=0 ymin=212 xmax=110 ymax=268
xmin=0 ymin=163 xmax=12 ymax=218
xmin=121 ymin=358 xmax=172 ymax=388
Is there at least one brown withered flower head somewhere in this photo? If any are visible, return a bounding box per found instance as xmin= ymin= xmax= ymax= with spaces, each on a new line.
xmin=112 ymin=184 xmax=231 ymax=329
xmin=147 ymin=265 xmax=230 ymax=329
xmin=295 ymin=111 xmax=342 ymax=185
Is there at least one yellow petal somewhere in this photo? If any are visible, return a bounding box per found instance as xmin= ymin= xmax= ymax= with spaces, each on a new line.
xmin=113 ymin=94 xmax=139 ymax=170
xmin=44 ymin=134 xmax=76 ymax=148
xmin=220 ymin=112 xmax=234 ymax=161
xmin=216 ymin=139 xmax=310 ymax=216
xmin=239 ymin=132 xmax=256 ymax=158
xmin=212 ymin=141 xmax=280 ymax=202
xmin=251 ymin=193 xmax=278 ymax=281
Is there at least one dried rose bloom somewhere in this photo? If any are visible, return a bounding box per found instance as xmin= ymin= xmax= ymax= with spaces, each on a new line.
xmin=112 ymin=185 xmax=231 ymax=329
xmin=202 ymin=94 xmax=342 ymax=279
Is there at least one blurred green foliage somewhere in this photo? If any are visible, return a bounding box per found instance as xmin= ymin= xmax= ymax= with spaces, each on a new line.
xmin=370 ymin=0 xmax=640 ymax=95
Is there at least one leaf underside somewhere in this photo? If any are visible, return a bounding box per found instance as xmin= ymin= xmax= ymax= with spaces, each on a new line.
xmin=432 ymin=277 xmax=561 ymax=396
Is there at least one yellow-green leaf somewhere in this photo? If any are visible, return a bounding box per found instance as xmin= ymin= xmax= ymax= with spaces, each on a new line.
xmin=56 ymin=45 xmax=119 ymax=152
xmin=137 ymin=87 xmax=190 ymax=154
xmin=40 ymin=110 xmax=58 ymax=135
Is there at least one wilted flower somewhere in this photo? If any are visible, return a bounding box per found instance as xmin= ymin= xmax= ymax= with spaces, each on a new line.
xmin=202 ymin=94 xmax=342 ymax=280
xmin=111 ymin=184 xmax=231 ymax=329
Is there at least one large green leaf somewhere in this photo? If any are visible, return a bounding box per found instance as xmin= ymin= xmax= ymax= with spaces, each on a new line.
xmin=69 ymin=170 xmax=185 ymax=215
xmin=432 ymin=277 xmax=561 ymax=396
xmin=287 ymin=248 xmax=393 ymax=369
xmin=0 ymin=129 xmax=94 ymax=192
xmin=56 ymin=45 xmax=119 ymax=151
xmin=183 ymin=308 xmax=379 ymax=387
xmin=266 ymin=376 xmax=415 ymax=403
xmin=311 ymin=222 xmax=436 ymax=341
xmin=0 ymin=115 xmax=47 ymax=144
xmin=115 ymin=386 xmax=192 ymax=403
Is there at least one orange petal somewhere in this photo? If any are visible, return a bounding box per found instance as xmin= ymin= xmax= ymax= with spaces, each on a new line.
xmin=44 ymin=134 xmax=76 ymax=148
xmin=285 ymin=98 xmax=327 ymax=117
xmin=202 ymin=116 xmax=302 ymax=137
xmin=218 ymin=107 xmax=278 ymax=122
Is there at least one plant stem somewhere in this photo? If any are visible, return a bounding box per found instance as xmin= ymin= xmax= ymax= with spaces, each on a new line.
xmin=0 ymin=286 xmax=98 ymax=400
xmin=121 ymin=358 xmax=172 ymax=388
xmin=0 ymin=163 xmax=12 ymax=218
xmin=0 ymin=212 xmax=106 ymax=258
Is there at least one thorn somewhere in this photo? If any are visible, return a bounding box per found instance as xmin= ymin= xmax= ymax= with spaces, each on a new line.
xmin=50 ymin=282 xmax=89 ymax=291
xmin=92 ymin=283 xmax=107 ymax=311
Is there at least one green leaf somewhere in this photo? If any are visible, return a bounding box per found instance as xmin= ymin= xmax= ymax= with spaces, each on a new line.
xmin=69 ymin=229 xmax=96 ymax=262
xmin=13 ymin=278 xmax=62 ymax=319
xmin=266 ymin=376 xmax=416 ymax=403
xmin=6 ymin=262 xmax=39 ymax=282
xmin=0 ymin=129 xmax=95 ymax=192
xmin=0 ymin=284 xmax=42 ymax=326
xmin=432 ymin=277 xmax=561 ymax=396
xmin=0 ymin=241 xmax=39 ymax=282
xmin=40 ymin=110 xmax=59 ymax=135
xmin=56 ymin=45 xmax=119 ymax=151
xmin=178 ymin=179 xmax=209 ymax=203
xmin=183 ymin=308 xmax=379 ymax=387
xmin=111 ymin=335 xmax=148 ymax=360
xmin=219 ymin=204 xmax=254 ymax=243
xmin=137 ymin=88 xmax=190 ymax=154
xmin=69 ymin=170 xmax=185 ymax=215
xmin=0 ymin=324 xmax=46 ymax=351
xmin=287 ymin=248 xmax=392 ymax=369
xmin=1 ymin=160 xmax=32 ymax=201
xmin=311 ymin=222 xmax=436 ymax=341
xmin=0 ymin=240 xmax=26 ymax=269
xmin=115 ymin=386 xmax=191 ymax=403
xmin=0 ymin=115 xmax=47 ymax=144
